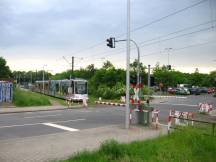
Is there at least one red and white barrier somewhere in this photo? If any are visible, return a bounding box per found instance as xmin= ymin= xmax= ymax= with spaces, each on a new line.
xmin=129 ymin=108 xmax=133 ymax=124
xmin=168 ymin=109 xmax=194 ymax=129
xmin=199 ymin=103 xmax=213 ymax=114
xmin=152 ymin=109 xmax=160 ymax=129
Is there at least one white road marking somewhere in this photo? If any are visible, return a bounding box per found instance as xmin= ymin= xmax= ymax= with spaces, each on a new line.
xmin=0 ymin=123 xmax=41 ymax=129
xmin=152 ymin=95 xmax=187 ymax=99
xmin=52 ymin=118 xmax=85 ymax=124
xmin=42 ymin=123 xmax=79 ymax=132
xmin=24 ymin=114 xmax=62 ymax=119
xmin=0 ymin=118 xmax=85 ymax=129
xmin=153 ymin=103 xmax=197 ymax=107
xmin=158 ymin=123 xmax=168 ymax=127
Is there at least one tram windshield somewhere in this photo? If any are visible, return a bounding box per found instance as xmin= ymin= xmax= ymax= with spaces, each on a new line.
xmin=75 ymin=81 xmax=87 ymax=94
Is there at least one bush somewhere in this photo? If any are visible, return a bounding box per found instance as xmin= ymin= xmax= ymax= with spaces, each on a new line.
xmin=96 ymin=82 xmax=125 ymax=99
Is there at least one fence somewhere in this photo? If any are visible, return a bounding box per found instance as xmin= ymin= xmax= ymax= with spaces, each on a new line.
xmin=0 ymin=81 xmax=13 ymax=103
xmin=168 ymin=109 xmax=216 ymax=136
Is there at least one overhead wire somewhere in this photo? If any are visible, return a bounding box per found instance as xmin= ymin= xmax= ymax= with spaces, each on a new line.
xmin=90 ymin=20 xmax=216 ymax=60
xmin=69 ymin=0 xmax=208 ymax=58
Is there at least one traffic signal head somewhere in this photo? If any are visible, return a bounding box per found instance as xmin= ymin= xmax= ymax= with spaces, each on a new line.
xmin=130 ymin=74 xmax=136 ymax=85
xmin=106 ymin=37 xmax=115 ymax=48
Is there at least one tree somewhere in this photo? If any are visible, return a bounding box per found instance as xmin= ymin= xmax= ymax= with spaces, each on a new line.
xmin=0 ymin=57 xmax=12 ymax=79
xmin=102 ymin=60 xmax=114 ymax=70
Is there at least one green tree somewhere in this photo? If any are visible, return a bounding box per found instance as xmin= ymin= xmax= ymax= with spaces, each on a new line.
xmin=0 ymin=57 xmax=12 ymax=79
xmin=102 ymin=60 xmax=114 ymax=70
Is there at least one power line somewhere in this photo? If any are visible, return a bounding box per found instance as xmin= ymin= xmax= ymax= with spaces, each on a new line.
xmin=139 ymin=40 xmax=216 ymax=58
xmin=68 ymin=0 xmax=208 ymax=57
xmin=139 ymin=26 xmax=215 ymax=47
xmin=130 ymin=0 xmax=208 ymax=33
xmin=86 ymin=20 xmax=216 ymax=60
xmin=92 ymin=24 xmax=215 ymax=60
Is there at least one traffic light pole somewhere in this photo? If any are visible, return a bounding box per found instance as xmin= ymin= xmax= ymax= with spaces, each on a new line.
xmin=126 ymin=0 xmax=130 ymax=129
xmin=148 ymin=65 xmax=151 ymax=88
xmin=115 ymin=39 xmax=140 ymax=86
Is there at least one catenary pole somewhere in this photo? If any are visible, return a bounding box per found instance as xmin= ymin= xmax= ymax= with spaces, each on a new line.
xmin=148 ymin=65 xmax=151 ymax=88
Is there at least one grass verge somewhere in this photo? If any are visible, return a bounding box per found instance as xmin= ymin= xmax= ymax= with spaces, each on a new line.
xmin=13 ymin=88 xmax=51 ymax=107
xmin=60 ymin=127 xmax=216 ymax=162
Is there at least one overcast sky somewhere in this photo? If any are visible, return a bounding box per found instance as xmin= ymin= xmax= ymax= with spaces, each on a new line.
xmin=0 ymin=0 xmax=216 ymax=74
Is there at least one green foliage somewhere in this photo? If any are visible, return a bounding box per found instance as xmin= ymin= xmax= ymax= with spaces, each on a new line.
xmin=13 ymin=88 xmax=51 ymax=107
xmin=0 ymin=57 xmax=12 ymax=79
xmin=153 ymin=63 xmax=216 ymax=88
xmin=60 ymin=127 xmax=216 ymax=162
xmin=95 ymin=82 xmax=125 ymax=99
xmin=141 ymin=85 xmax=153 ymax=95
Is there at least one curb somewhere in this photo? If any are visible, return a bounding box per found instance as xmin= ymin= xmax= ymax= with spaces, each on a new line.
xmin=95 ymin=101 xmax=125 ymax=107
xmin=0 ymin=105 xmax=83 ymax=114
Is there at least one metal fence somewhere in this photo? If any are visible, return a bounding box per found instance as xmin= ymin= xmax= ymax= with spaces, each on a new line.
xmin=0 ymin=81 xmax=13 ymax=103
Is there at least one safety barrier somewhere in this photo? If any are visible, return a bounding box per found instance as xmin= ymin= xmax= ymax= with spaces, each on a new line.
xmin=199 ymin=103 xmax=213 ymax=114
xmin=0 ymin=81 xmax=13 ymax=103
xmin=151 ymin=109 xmax=160 ymax=129
xmin=168 ymin=109 xmax=194 ymax=133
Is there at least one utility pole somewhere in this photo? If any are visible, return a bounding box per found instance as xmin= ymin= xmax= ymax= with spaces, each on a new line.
xmin=165 ymin=48 xmax=172 ymax=65
xmin=72 ymin=56 xmax=74 ymax=79
xmin=148 ymin=65 xmax=151 ymax=88
xmin=42 ymin=65 xmax=47 ymax=94
xmin=125 ymin=0 xmax=130 ymax=129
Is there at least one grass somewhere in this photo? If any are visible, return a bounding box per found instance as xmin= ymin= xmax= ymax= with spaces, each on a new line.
xmin=60 ymin=127 xmax=216 ymax=162
xmin=13 ymin=88 xmax=82 ymax=107
xmin=13 ymin=88 xmax=52 ymax=107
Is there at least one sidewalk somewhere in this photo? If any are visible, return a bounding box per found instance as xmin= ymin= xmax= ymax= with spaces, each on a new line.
xmin=0 ymin=105 xmax=82 ymax=114
xmin=0 ymin=125 xmax=167 ymax=162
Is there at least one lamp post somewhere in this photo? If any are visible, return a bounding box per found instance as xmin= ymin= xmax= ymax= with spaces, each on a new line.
xmin=42 ymin=64 xmax=47 ymax=94
xmin=165 ymin=48 xmax=172 ymax=65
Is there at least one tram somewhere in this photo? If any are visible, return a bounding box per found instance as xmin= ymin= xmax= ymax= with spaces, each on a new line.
xmin=34 ymin=79 xmax=88 ymax=101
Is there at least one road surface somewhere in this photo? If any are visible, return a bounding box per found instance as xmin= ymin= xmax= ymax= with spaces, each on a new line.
xmin=0 ymin=94 xmax=215 ymax=141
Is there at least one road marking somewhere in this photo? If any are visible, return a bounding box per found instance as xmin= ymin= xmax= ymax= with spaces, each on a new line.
xmin=42 ymin=123 xmax=79 ymax=132
xmin=0 ymin=123 xmax=41 ymax=129
xmin=153 ymin=103 xmax=197 ymax=107
xmin=152 ymin=95 xmax=187 ymax=99
xmin=0 ymin=118 xmax=85 ymax=129
xmin=158 ymin=123 xmax=168 ymax=127
xmin=24 ymin=114 xmax=62 ymax=119
xmin=52 ymin=118 xmax=85 ymax=124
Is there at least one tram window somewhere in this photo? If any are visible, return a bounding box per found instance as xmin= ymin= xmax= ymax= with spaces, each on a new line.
xmin=75 ymin=81 xmax=87 ymax=94
xmin=70 ymin=81 xmax=74 ymax=94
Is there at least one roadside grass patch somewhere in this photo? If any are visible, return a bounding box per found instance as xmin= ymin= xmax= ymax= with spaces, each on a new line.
xmin=13 ymin=88 xmax=51 ymax=107
xmin=60 ymin=127 xmax=216 ymax=162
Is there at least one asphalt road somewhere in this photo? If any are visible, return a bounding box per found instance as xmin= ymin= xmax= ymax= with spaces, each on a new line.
xmin=0 ymin=94 xmax=215 ymax=141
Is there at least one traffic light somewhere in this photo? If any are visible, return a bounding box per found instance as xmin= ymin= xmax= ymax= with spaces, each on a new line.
xmin=130 ymin=74 xmax=136 ymax=85
xmin=150 ymin=76 xmax=155 ymax=86
xmin=106 ymin=37 xmax=115 ymax=48
xmin=167 ymin=65 xmax=171 ymax=70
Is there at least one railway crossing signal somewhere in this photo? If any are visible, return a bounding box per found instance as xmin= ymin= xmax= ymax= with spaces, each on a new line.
xmin=106 ymin=37 xmax=115 ymax=48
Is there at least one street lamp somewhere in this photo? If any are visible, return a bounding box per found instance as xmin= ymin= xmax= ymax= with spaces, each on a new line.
xmin=42 ymin=64 xmax=47 ymax=94
xmin=165 ymin=48 xmax=172 ymax=65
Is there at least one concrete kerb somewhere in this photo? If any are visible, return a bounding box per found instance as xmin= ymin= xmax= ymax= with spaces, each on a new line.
xmin=95 ymin=101 xmax=125 ymax=107
xmin=0 ymin=105 xmax=83 ymax=114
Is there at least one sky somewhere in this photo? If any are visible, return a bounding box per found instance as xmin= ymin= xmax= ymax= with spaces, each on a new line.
xmin=0 ymin=0 xmax=216 ymax=74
